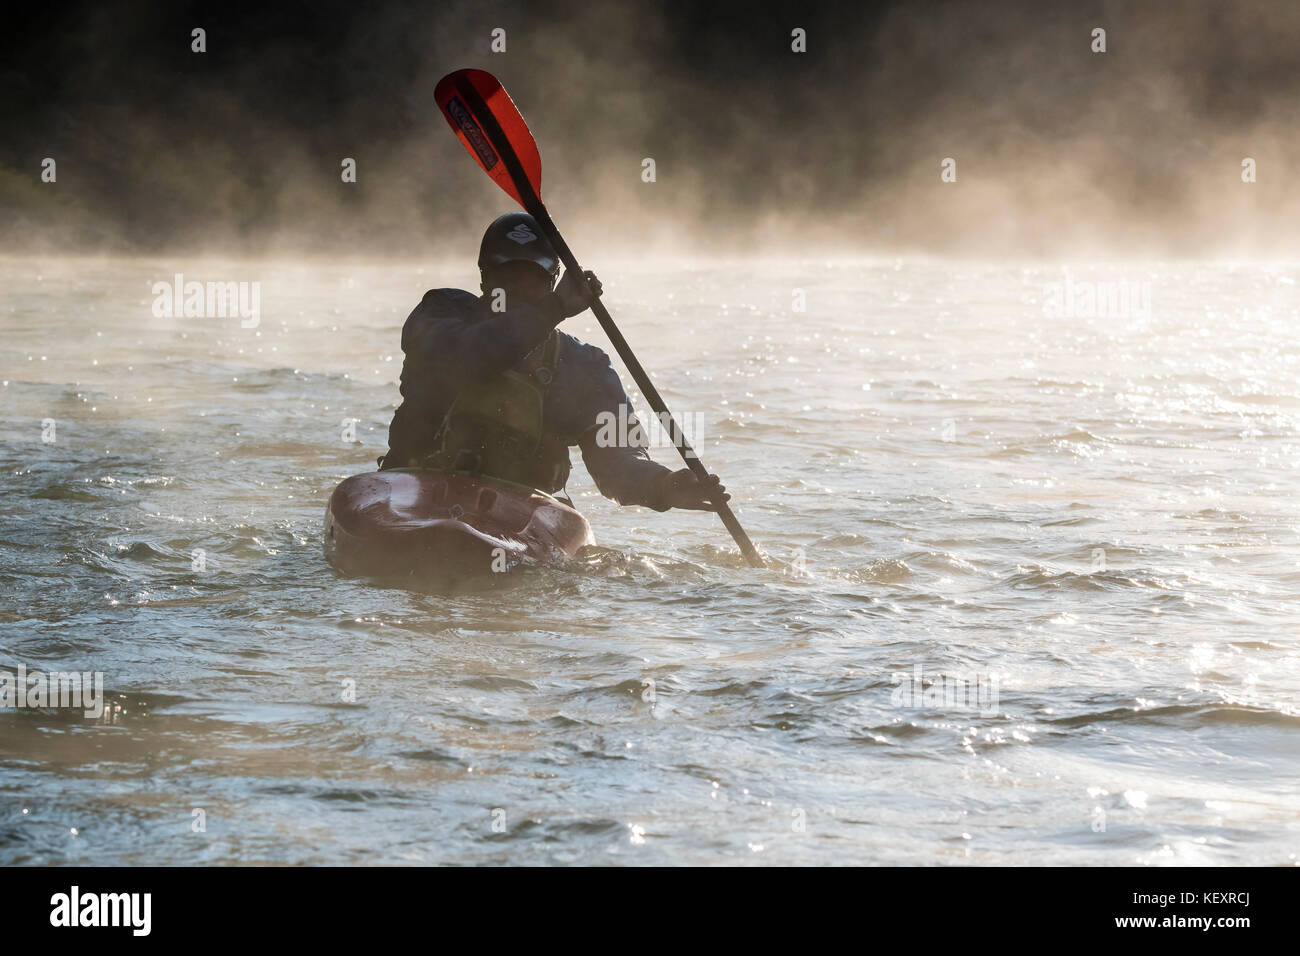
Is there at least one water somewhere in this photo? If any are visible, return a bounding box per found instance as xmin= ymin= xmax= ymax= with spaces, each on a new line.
xmin=2 ymin=255 xmax=1298 ymax=865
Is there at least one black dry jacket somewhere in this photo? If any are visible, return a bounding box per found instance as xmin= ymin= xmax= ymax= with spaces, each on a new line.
xmin=383 ymin=287 xmax=672 ymax=510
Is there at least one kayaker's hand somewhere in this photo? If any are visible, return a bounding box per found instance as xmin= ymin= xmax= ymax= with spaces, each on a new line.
xmin=554 ymin=269 xmax=602 ymax=318
xmin=656 ymin=468 xmax=729 ymax=511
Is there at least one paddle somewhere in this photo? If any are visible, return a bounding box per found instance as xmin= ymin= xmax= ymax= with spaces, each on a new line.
xmin=434 ymin=68 xmax=764 ymax=568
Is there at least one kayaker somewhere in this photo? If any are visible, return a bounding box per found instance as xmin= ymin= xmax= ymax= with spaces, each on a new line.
xmin=379 ymin=213 xmax=728 ymax=513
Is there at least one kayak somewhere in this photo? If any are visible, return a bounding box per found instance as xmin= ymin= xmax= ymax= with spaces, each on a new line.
xmin=323 ymin=469 xmax=593 ymax=589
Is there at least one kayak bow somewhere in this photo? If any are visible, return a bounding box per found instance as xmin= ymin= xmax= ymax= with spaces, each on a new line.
xmin=323 ymin=469 xmax=593 ymax=588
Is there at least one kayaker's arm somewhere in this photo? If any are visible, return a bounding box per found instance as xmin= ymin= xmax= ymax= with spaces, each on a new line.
xmin=401 ymin=271 xmax=599 ymax=390
xmin=401 ymin=289 xmax=566 ymax=388
xmin=572 ymin=349 xmax=674 ymax=510
xmin=580 ymin=426 xmax=674 ymax=511
xmin=579 ymin=427 xmax=730 ymax=512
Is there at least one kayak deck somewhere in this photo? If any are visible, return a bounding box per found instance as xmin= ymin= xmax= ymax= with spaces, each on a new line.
xmin=323 ymin=470 xmax=593 ymax=588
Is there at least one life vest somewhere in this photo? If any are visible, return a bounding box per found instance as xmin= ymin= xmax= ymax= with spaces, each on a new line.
xmin=419 ymin=331 xmax=571 ymax=492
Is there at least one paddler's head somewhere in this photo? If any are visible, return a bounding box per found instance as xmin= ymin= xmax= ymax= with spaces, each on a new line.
xmin=478 ymin=213 xmax=560 ymax=306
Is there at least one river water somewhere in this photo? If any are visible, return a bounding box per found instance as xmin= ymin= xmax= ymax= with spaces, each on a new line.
xmin=2 ymin=255 xmax=1297 ymax=865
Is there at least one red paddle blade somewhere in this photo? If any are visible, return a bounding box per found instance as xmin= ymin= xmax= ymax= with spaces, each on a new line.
xmin=434 ymin=69 xmax=542 ymax=209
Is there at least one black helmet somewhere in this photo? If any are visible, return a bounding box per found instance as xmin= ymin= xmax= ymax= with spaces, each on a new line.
xmin=477 ymin=213 xmax=560 ymax=278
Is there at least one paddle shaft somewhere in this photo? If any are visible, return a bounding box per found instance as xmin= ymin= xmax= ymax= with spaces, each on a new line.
xmin=534 ymin=210 xmax=764 ymax=567
xmin=454 ymin=76 xmax=764 ymax=568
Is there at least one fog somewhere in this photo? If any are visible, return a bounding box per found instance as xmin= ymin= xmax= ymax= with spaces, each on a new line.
xmin=2 ymin=0 xmax=1298 ymax=260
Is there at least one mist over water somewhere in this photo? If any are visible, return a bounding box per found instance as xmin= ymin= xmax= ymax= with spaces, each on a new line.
xmin=3 ymin=0 xmax=1300 ymax=258
xmin=2 ymin=254 xmax=1298 ymax=864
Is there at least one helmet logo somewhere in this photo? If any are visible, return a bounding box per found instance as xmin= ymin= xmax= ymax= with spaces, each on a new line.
xmin=506 ymin=222 xmax=537 ymax=244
